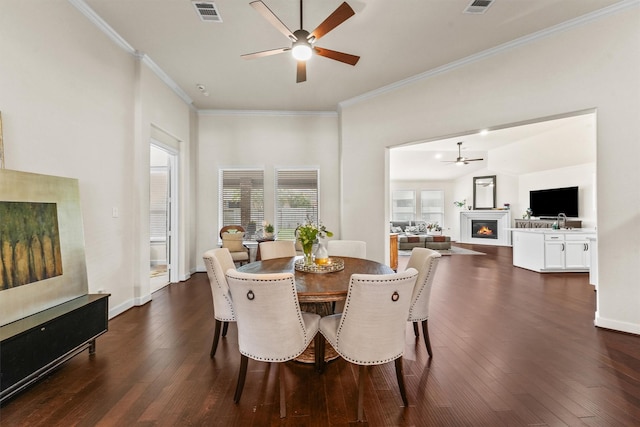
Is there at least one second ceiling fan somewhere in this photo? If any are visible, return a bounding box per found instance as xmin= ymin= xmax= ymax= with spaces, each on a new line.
xmin=241 ymin=0 xmax=360 ymax=83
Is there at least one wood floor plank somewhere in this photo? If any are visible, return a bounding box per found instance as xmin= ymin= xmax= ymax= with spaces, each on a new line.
xmin=2 ymin=244 xmax=640 ymax=426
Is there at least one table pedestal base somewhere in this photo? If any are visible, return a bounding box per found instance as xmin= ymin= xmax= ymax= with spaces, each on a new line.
xmin=296 ymin=302 xmax=340 ymax=363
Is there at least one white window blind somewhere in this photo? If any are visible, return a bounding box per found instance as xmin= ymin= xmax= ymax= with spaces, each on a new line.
xmin=421 ymin=190 xmax=444 ymax=226
xmin=276 ymin=169 xmax=319 ymax=240
xmin=392 ymin=190 xmax=415 ymax=221
xmin=219 ymin=169 xmax=264 ymax=239
xmin=150 ymin=166 xmax=168 ymax=241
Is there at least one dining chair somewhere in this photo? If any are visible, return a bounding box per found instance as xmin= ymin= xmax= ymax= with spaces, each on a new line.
xmin=225 ymin=270 xmax=322 ymax=418
xmin=258 ymin=240 xmax=297 ymax=260
xmin=317 ymin=268 xmax=418 ymax=422
xmin=327 ymin=240 xmax=367 ymax=258
xmin=219 ymin=225 xmax=250 ymax=266
xmin=406 ymin=247 xmax=441 ymax=357
xmin=202 ymin=248 xmax=237 ymax=358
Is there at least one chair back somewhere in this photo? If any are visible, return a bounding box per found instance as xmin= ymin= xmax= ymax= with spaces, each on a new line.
xmin=259 ymin=240 xmax=297 ymax=260
xmin=334 ymin=268 xmax=418 ymax=365
xmin=203 ymin=248 xmax=236 ymax=322
xmin=226 ymin=270 xmax=318 ymax=361
xmin=219 ymin=225 xmax=245 ymax=239
xmin=406 ymin=248 xmax=441 ymax=322
xmin=327 ymin=240 xmax=367 ymax=258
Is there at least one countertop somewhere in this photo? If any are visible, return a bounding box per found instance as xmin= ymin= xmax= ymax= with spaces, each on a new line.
xmin=507 ymin=228 xmax=596 ymax=234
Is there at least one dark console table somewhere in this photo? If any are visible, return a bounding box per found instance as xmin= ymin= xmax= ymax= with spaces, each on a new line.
xmin=0 ymin=293 xmax=110 ymax=403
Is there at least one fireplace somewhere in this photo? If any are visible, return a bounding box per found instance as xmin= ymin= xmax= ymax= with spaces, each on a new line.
xmin=472 ymin=220 xmax=498 ymax=239
xmin=460 ymin=210 xmax=511 ymax=246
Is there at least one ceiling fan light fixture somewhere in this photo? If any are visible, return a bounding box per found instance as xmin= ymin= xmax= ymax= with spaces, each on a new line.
xmin=292 ymin=41 xmax=312 ymax=61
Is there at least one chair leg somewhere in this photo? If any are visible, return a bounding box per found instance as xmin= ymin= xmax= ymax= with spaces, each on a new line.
xmin=210 ymin=319 xmax=222 ymax=358
xmin=233 ymin=355 xmax=249 ymax=403
xmin=315 ymin=333 xmax=325 ymax=373
xmin=222 ymin=321 xmax=229 ymax=337
xmin=413 ymin=321 xmax=419 ymax=337
xmin=357 ymin=365 xmax=367 ymax=422
xmin=395 ymin=357 xmax=409 ymax=407
xmin=422 ymin=319 xmax=433 ymax=357
xmin=279 ymin=363 xmax=286 ymax=418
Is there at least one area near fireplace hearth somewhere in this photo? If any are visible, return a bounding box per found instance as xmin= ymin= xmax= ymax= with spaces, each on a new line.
xmin=459 ymin=210 xmax=511 ymax=246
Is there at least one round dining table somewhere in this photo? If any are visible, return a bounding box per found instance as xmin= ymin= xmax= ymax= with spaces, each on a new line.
xmin=237 ymin=255 xmax=394 ymax=363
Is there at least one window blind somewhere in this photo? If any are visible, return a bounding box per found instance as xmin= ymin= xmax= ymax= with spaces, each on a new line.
xmin=150 ymin=167 xmax=168 ymax=241
xmin=421 ymin=190 xmax=444 ymax=225
xmin=219 ymin=169 xmax=264 ymax=239
xmin=276 ymin=169 xmax=319 ymax=240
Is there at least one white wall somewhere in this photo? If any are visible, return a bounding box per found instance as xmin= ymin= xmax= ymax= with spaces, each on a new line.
xmin=195 ymin=112 xmax=340 ymax=271
xmin=341 ymin=7 xmax=640 ymax=334
xmin=1 ymin=2 xmax=194 ymax=318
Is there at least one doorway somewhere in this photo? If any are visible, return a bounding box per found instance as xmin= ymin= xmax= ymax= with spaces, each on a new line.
xmin=150 ymin=143 xmax=178 ymax=292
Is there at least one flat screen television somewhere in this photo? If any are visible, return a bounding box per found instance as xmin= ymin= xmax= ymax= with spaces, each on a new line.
xmin=529 ymin=186 xmax=579 ymax=218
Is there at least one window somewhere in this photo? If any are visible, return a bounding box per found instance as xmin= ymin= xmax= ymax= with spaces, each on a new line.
xmin=420 ymin=190 xmax=444 ymax=226
xmin=276 ymin=169 xmax=319 ymax=240
xmin=392 ymin=190 xmax=415 ymax=221
xmin=219 ymin=169 xmax=264 ymax=239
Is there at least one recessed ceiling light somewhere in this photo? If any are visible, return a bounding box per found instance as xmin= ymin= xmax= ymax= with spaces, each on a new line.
xmin=480 ymin=129 xmax=489 ymax=136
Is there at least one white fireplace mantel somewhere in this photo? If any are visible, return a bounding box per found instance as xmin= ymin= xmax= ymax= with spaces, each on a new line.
xmin=460 ymin=210 xmax=512 ymax=246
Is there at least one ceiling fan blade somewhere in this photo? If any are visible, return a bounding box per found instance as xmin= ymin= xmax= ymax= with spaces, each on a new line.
xmin=309 ymin=2 xmax=355 ymax=41
xmin=314 ymin=47 xmax=359 ymax=65
xmin=465 ymin=158 xmax=484 ymax=162
xmin=250 ymin=1 xmax=296 ymax=41
xmin=241 ymin=47 xmax=290 ymax=60
xmin=297 ymin=61 xmax=307 ymax=83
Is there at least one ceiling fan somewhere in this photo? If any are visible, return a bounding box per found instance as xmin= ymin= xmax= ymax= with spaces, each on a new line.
xmin=241 ymin=0 xmax=360 ymax=83
xmin=442 ymin=142 xmax=484 ymax=165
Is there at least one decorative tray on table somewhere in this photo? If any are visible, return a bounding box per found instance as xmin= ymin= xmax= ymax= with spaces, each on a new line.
xmin=294 ymin=257 xmax=345 ymax=273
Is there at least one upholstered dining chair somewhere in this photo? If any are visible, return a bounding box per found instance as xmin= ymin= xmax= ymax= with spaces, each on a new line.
xmin=202 ymin=248 xmax=237 ymax=358
xmin=219 ymin=225 xmax=250 ymax=266
xmin=327 ymin=240 xmax=367 ymax=259
xmin=225 ymin=270 xmax=321 ymax=418
xmin=317 ymin=268 xmax=418 ymax=422
xmin=406 ymin=247 xmax=441 ymax=357
xmin=258 ymin=240 xmax=296 ymax=260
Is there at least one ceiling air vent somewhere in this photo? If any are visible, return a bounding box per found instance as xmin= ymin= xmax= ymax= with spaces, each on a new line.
xmin=192 ymin=1 xmax=222 ymax=23
xmin=463 ymin=0 xmax=494 ymax=14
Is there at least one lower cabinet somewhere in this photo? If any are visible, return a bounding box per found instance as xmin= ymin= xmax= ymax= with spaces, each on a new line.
xmin=513 ymin=230 xmax=595 ymax=272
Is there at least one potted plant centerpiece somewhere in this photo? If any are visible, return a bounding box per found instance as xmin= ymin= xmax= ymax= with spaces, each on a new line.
xmin=427 ymin=222 xmax=442 ymax=235
xmin=295 ymin=219 xmax=333 ymax=265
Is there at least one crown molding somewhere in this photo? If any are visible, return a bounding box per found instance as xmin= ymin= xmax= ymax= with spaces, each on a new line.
xmin=68 ymin=0 xmax=193 ymax=107
xmin=198 ymin=109 xmax=338 ymax=117
xmin=340 ymin=0 xmax=640 ymax=109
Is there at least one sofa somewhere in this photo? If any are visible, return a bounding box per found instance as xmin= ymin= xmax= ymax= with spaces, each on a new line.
xmin=390 ymin=221 xmax=452 ymax=251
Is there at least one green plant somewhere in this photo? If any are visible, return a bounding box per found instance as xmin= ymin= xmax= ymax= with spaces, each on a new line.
xmin=264 ymin=223 xmax=274 ymax=233
xmin=453 ymin=199 xmax=466 ymax=208
xmin=295 ymin=219 xmax=333 ymax=248
xmin=427 ymin=222 xmax=442 ymax=232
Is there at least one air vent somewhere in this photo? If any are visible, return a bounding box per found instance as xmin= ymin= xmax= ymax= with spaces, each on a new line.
xmin=192 ymin=1 xmax=222 ymax=23
xmin=463 ymin=0 xmax=494 ymax=14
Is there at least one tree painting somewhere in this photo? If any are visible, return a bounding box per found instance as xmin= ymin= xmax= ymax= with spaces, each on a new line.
xmin=0 ymin=202 xmax=63 ymax=290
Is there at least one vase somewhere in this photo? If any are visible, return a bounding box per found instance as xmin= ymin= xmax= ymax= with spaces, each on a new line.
xmin=314 ymin=239 xmax=329 ymax=265
xmin=263 ymin=232 xmax=273 ymax=239
xmin=301 ymin=241 xmax=314 ymax=265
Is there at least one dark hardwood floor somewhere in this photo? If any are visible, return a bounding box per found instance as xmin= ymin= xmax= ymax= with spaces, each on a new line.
xmin=2 ymin=245 xmax=640 ymax=426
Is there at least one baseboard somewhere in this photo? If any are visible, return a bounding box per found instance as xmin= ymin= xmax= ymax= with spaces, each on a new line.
xmin=595 ymin=312 xmax=640 ymax=335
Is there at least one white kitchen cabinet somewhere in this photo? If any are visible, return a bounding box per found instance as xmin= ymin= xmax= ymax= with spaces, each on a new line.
xmin=511 ymin=229 xmax=596 ymax=273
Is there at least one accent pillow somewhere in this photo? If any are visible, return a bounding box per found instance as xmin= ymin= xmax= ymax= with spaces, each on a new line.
xmin=417 ymin=222 xmax=428 ymax=233
xmin=222 ymin=232 xmax=245 ymax=252
xmin=405 ymin=226 xmax=419 ymax=234
xmin=390 ymin=226 xmax=403 ymax=233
